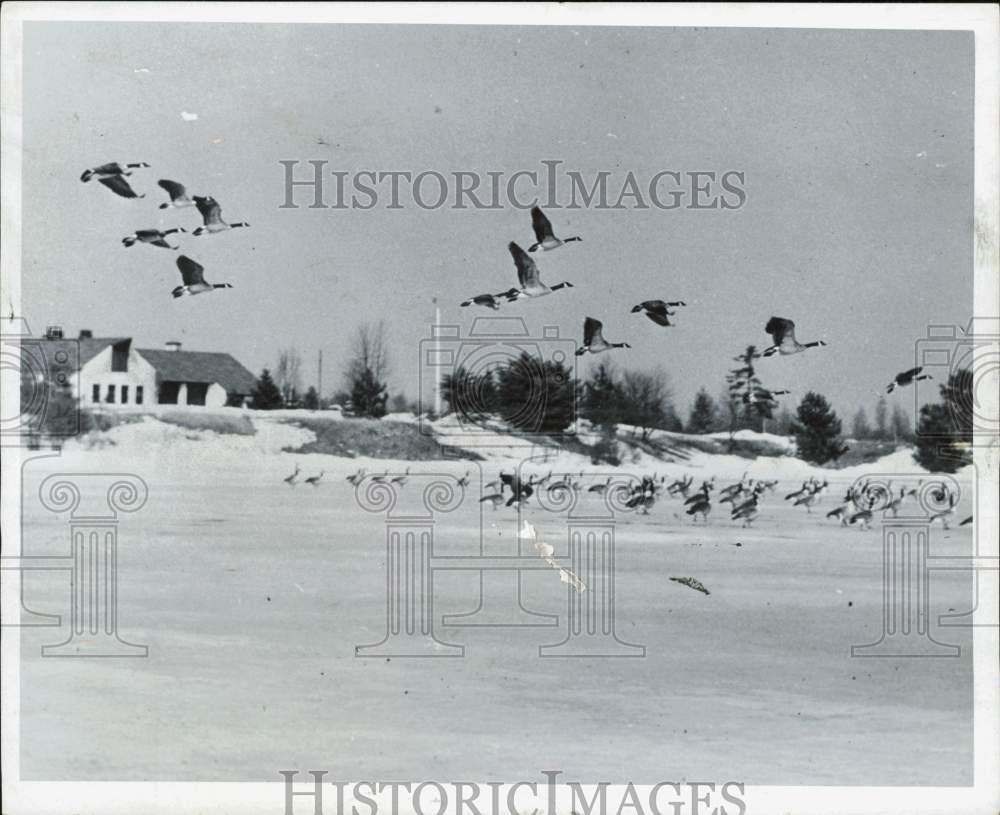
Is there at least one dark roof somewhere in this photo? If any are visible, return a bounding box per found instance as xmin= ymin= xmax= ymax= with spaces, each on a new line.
xmin=35 ymin=337 xmax=129 ymax=369
xmin=137 ymin=349 xmax=257 ymax=394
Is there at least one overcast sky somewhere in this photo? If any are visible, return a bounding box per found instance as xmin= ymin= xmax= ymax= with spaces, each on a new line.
xmin=20 ymin=23 xmax=973 ymax=421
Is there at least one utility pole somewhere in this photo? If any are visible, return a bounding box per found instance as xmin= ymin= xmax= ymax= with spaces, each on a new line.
xmin=318 ymin=349 xmax=323 ymax=406
xmin=433 ymin=298 xmax=441 ymax=417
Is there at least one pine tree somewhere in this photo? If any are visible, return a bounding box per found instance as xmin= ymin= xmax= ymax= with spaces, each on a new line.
xmin=851 ymin=407 xmax=871 ymax=440
xmin=686 ymin=389 xmax=717 ymax=434
xmin=873 ymin=396 xmax=889 ymax=441
xmin=250 ymin=368 xmax=284 ymax=410
xmin=792 ymin=392 xmax=849 ymax=464
xmin=303 ymin=386 xmax=320 ymax=411
xmin=724 ymin=346 xmax=772 ymax=442
xmin=496 ymin=352 xmax=576 ymax=434
xmin=913 ymin=369 xmax=972 ymax=472
xmin=351 ymin=366 xmax=388 ymax=418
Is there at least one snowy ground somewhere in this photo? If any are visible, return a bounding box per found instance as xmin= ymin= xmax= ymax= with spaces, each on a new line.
xmin=15 ymin=416 xmax=975 ymax=784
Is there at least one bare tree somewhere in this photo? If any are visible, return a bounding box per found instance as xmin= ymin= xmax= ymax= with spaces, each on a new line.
xmin=620 ymin=368 xmax=673 ymax=440
xmin=274 ymin=347 xmax=303 ymax=405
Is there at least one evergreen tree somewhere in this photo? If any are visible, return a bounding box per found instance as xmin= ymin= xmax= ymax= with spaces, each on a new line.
xmin=913 ymin=368 xmax=972 ymax=472
xmin=250 ymin=368 xmax=284 ymax=410
xmin=303 ymin=386 xmax=320 ymax=411
xmin=873 ymin=396 xmax=889 ymax=441
xmin=773 ymin=406 xmax=796 ymax=436
xmin=496 ymin=352 xmax=576 ymax=434
xmin=851 ymin=407 xmax=872 ymax=440
xmin=580 ymin=362 xmax=623 ymax=429
xmin=792 ymin=391 xmax=849 ymax=464
xmin=686 ymin=389 xmax=717 ymax=434
xmin=351 ymin=366 xmax=388 ymax=418
xmin=725 ymin=346 xmax=772 ymax=441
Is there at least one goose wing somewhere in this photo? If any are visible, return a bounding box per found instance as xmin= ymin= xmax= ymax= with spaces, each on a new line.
xmin=643 ymin=307 xmax=671 ymax=327
xmin=508 ymin=242 xmax=539 ymax=288
xmin=195 ymin=196 xmax=224 ymax=226
xmin=134 ymin=229 xmax=161 ymax=240
xmin=158 ymin=179 xmax=188 ymax=201
xmin=765 ymin=316 xmax=795 ymax=347
xmin=531 ymin=206 xmax=555 ymax=243
xmin=582 ymin=317 xmax=603 ymax=346
xmin=92 ymin=162 xmax=125 ymax=176
xmin=98 ymin=174 xmax=141 ymax=198
xmin=176 ymin=255 xmax=207 ymax=286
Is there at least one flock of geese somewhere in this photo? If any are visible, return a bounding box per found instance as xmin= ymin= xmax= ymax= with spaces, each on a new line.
xmin=81 ymin=161 xmax=249 ymax=297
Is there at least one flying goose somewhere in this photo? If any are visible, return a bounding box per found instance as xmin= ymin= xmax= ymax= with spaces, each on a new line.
xmin=304 ymin=470 xmax=325 ymax=487
xmin=670 ymin=576 xmax=710 ymax=596
xmin=461 ymin=293 xmax=504 ymax=310
xmin=505 ymin=242 xmax=574 ymax=300
xmin=122 ymin=227 xmax=186 ymax=249
xmin=283 ymin=463 xmax=301 ymax=486
xmin=887 ymin=366 xmax=932 ymax=393
xmin=631 ymin=300 xmax=686 ymax=327
xmin=172 ymin=255 xmax=232 ymax=298
xmin=158 ymin=179 xmax=196 ymax=209
xmin=575 ymin=317 xmax=631 ymax=356
xmin=192 ymin=196 xmax=250 ymax=236
xmin=80 ymin=162 xmax=149 ymax=198
xmin=762 ymin=317 xmax=827 ymax=357
xmin=528 ymin=206 xmax=582 ymax=252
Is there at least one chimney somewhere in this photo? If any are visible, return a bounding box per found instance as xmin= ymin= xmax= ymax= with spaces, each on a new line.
xmin=165 ymin=341 xmax=182 ymax=352
xmin=45 ymin=325 xmax=64 ymax=340
xmin=79 ymin=329 xmax=93 ymax=339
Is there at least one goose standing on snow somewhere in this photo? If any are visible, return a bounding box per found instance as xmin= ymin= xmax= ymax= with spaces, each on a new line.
xmin=80 ymin=162 xmax=149 ymax=198
xmin=575 ymin=317 xmax=631 ymax=356
xmin=172 ymin=255 xmax=233 ymax=298
xmin=283 ymin=464 xmax=301 ymax=487
xmin=762 ymin=317 xmax=827 ymax=357
xmin=505 ymin=242 xmax=574 ymax=300
xmin=631 ymin=300 xmax=687 ymax=327
xmin=304 ymin=470 xmax=325 ymax=487
xmin=122 ymin=227 xmax=186 ymax=249
xmin=192 ymin=196 xmax=250 ymax=236
xmin=157 ymin=179 xmax=196 ymax=209
xmin=887 ymin=366 xmax=932 ymax=393
xmin=528 ymin=206 xmax=582 ymax=252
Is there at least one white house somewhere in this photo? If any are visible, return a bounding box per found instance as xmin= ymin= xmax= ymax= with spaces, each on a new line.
xmin=41 ymin=327 xmax=257 ymax=408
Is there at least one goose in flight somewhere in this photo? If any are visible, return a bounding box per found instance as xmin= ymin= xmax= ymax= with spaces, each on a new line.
xmin=528 ymin=206 xmax=582 ymax=252
xmin=158 ymin=179 xmax=196 ymax=209
xmin=669 ymin=576 xmax=710 ymax=596
xmin=461 ymin=293 xmax=504 ymax=311
xmin=122 ymin=227 xmax=186 ymax=250
xmin=506 ymin=242 xmax=574 ymax=300
xmin=631 ymin=300 xmax=687 ymax=327
xmin=762 ymin=317 xmax=826 ymax=357
xmin=575 ymin=317 xmax=631 ymax=355
xmin=887 ymin=366 xmax=932 ymax=393
xmin=80 ymin=162 xmax=149 ymax=198
xmin=172 ymin=256 xmax=233 ymax=298
xmin=192 ymin=196 xmax=250 ymax=236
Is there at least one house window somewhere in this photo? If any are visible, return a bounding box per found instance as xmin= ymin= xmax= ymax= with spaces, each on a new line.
xmin=105 ymin=385 xmax=116 ymax=403
xmin=121 ymin=385 xmax=129 ymax=404
xmin=92 ymin=384 xmax=100 ymax=403
xmin=136 ymin=385 xmax=144 ymax=405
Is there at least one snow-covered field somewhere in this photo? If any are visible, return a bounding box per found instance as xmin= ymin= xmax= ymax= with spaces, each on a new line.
xmin=16 ymin=416 xmax=975 ymax=784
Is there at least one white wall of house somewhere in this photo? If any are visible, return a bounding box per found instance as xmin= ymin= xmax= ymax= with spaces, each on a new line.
xmin=78 ymin=346 xmax=157 ymax=408
xmin=206 ymin=383 xmax=228 ymax=408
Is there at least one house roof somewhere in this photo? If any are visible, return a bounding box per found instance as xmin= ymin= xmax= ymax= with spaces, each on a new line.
xmin=35 ymin=337 xmax=129 ymax=369
xmin=137 ymin=349 xmax=257 ymax=394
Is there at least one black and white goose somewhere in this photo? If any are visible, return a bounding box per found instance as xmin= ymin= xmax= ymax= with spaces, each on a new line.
xmin=506 ymin=242 xmax=574 ymax=300
xmin=283 ymin=464 xmax=301 ymax=486
xmin=762 ymin=317 xmax=827 ymax=357
xmin=304 ymin=470 xmax=325 ymax=487
xmin=631 ymin=300 xmax=687 ymax=327
xmin=887 ymin=366 xmax=932 ymax=394
xmin=461 ymin=293 xmax=504 ymax=311
xmin=192 ymin=196 xmax=250 ymax=236
xmin=528 ymin=206 xmax=582 ymax=252
xmin=742 ymin=387 xmax=790 ymax=406
xmin=80 ymin=162 xmax=149 ymax=198
xmin=575 ymin=317 xmax=631 ymax=356
xmin=122 ymin=227 xmax=186 ymax=250
xmin=172 ymin=256 xmax=233 ymax=298
xmin=157 ymin=179 xmax=196 ymax=209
